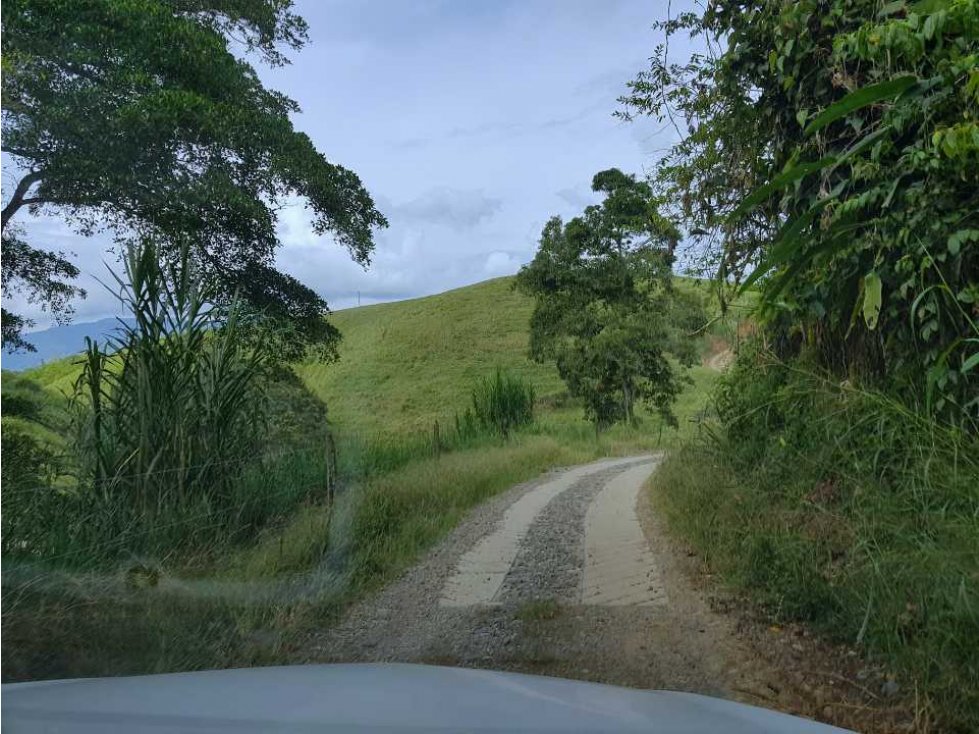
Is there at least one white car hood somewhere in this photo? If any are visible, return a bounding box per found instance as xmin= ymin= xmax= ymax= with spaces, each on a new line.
xmin=2 ymin=663 xmax=852 ymax=733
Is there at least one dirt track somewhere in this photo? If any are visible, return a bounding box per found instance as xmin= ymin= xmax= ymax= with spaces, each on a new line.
xmin=305 ymin=456 xmax=781 ymax=695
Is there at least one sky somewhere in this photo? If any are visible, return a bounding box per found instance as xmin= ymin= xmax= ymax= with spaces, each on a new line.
xmin=4 ymin=0 xmax=700 ymax=329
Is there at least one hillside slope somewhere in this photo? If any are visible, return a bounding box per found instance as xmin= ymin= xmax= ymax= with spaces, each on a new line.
xmin=18 ymin=276 xmax=730 ymax=445
xmin=297 ymin=277 xmax=565 ymax=438
xmin=2 ymin=318 xmax=134 ymax=372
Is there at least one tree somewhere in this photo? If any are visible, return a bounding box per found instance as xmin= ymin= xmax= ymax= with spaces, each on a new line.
xmin=516 ymin=169 xmax=703 ymax=430
xmin=1 ymin=226 xmax=83 ymax=351
xmin=1 ymin=0 xmax=387 ymax=357
xmin=620 ymin=1 xmax=979 ymax=422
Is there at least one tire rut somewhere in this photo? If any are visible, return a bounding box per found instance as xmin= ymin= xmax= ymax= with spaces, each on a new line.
xmin=306 ymin=457 xmax=648 ymax=664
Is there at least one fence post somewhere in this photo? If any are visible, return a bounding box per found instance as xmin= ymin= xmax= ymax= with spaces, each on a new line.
xmin=326 ymin=432 xmax=337 ymax=506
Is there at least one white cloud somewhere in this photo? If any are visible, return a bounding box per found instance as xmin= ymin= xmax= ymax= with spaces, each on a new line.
xmin=395 ymin=187 xmax=502 ymax=229
xmin=483 ymin=251 xmax=522 ymax=277
xmin=555 ymin=187 xmax=596 ymax=211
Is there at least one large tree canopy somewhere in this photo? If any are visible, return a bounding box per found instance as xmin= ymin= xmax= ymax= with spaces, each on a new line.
xmin=1 ymin=0 xmax=387 ymax=357
xmin=620 ymin=0 xmax=978 ymax=423
xmin=516 ymin=169 xmax=703 ymax=430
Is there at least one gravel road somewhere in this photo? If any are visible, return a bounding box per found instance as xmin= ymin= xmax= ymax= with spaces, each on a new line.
xmin=303 ymin=455 xmax=778 ymax=697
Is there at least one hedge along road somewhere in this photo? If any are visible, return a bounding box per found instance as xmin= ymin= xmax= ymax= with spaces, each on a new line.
xmin=304 ymin=455 xmax=794 ymax=705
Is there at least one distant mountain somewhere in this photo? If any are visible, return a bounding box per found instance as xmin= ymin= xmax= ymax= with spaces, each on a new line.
xmin=1 ymin=318 xmax=133 ymax=371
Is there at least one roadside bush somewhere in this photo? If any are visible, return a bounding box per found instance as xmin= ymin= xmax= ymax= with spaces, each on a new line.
xmin=623 ymin=0 xmax=979 ymax=426
xmin=72 ymin=242 xmax=272 ymax=521
xmin=1 ymin=421 xmax=65 ymax=556
xmin=457 ymin=369 xmax=535 ymax=439
xmin=1 ymin=370 xmax=72 ymax=435
xmin=656 ymin=340 xmax=979 ymax=730
xmin=0 ymin=242 xmax=341 ymax=567
xmin=1 ymin=376 xmax=41 ymax=420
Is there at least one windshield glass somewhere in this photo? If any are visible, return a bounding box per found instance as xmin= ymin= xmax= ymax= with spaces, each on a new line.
xmin=2 ymin=2 xmax=976 ymax=733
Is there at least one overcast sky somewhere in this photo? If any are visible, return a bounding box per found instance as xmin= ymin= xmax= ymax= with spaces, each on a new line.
xmin=5 ymin=0 xmax=699 ymax=328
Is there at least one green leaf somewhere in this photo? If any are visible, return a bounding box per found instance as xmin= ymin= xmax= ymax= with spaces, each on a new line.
xmin=947 ymin=229 xmax=979 ymax=256
xmin=862 ymin=271 xmax=883 ymax=329
xmin=731 ymin=113 xmax=899 ymax=231
xmin=962 ymin=351 xmax=979 ymax=374
xmin=740 ymin=193 xmax=839 ymax=291
xmin=911 ymin=0 xmax=950 ymax=12
xmin=882 ymin=176 xmax=902 ymax=208
xmin=878 ymin=0 xmax=906 ymax=15
xmin=805 ymin=76 xmax=918 ymax=135
xmin=838 ymin=125 xmax=893 ymax=164
xmin=729 ymin=158 xmax=836 ymax=221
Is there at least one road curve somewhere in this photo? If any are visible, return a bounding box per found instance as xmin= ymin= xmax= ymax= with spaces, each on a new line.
xmin=305 ymin=453 xmax=775 ymax=701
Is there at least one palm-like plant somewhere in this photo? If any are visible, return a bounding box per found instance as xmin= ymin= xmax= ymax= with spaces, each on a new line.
xmin=73 ymin=241 xmax=271 ymax=521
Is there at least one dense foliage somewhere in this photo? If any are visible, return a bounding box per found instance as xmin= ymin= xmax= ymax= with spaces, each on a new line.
xmin=621 ymin=0 xmax=979 ymax=425
xmin=1 ymin=0 xmax=387 ymax=357
xmin=657 ymin=339 xmax=979 ymax=731
xmin=517 ymin=169 xmax=704 ymax=429
xmin=72 ymin=242 xmax=271 ymax=512
xmin=1 ymin=241 xmax=335 ymax=564
xmin=624 ymin=3 xmax=979 ymax=727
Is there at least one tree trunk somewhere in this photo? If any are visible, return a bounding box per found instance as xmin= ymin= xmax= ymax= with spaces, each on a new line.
xmin=1 ymin=170 xmax=43 ymax=229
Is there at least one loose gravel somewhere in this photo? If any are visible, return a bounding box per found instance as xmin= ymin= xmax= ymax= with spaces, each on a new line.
xmin=498 ymin=464 xmax=633 ymax=605
xmin=300 ymin=454 xmax=840 ymax=716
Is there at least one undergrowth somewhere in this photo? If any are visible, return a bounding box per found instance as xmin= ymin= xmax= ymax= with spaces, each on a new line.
xmin=1 ymin=435 xmax=594 ymax=680
xmin=652 ymin=341 xmax=979 ymax=732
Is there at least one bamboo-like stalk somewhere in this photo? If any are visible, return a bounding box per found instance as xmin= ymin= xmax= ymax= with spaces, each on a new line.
xmin=72 ymin=239 xmax=272 ymax=530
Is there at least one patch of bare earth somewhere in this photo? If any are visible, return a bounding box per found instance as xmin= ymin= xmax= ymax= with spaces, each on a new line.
xmin=703 ymin=336 xmax=735 ymax=371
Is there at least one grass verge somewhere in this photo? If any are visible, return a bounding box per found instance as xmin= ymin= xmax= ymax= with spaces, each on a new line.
xmin=651 ymin=351 xmax=979 ymax=732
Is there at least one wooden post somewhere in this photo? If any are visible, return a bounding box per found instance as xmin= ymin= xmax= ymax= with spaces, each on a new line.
xmin=326 ymin=432 xmax=337 ymax=506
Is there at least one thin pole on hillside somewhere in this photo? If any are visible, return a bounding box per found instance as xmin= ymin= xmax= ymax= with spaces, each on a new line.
xmin=325 ymin=432 xmax=337 ymax=506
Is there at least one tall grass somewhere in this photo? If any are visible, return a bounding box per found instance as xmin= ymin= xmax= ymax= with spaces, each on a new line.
xmin=1 ymin=436 xmax=601 ymax=683
xmin=456 ymin=368 xmax=535 ymax=439
xmin=653 ymin=341 xmax=979 ymax=731
xmin=73 ymin=242 xmax=270 ymax=512
xmin=1 ymin=242 xmax=337 ymax=567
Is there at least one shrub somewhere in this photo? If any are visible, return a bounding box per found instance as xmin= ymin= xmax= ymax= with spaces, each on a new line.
xmin=72 ymin=241 xmax=272 ymax=519
xmin=0 ymin=420 xmax=66 ymax=556
xmin=458 ymin=369 xmax=535 ymax=439
xmin=623 ymin=0 xmax=979 ymax=426
xmin=657 ymin=340 xmax=979 ymax=730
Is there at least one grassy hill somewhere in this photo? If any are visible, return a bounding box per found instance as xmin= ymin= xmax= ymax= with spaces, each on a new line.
xmin=16 ymin=277 xmax=555 ymax=418
xmin=296 ymin=277 xmax=564 ymax=438
xmin=16 ymin=275 xmax=734 ymax=450
xmin=298 ymin=275 xmax=732 ymax=445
